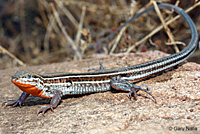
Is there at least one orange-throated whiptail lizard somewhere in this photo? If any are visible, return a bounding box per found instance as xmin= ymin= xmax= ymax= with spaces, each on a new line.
xmin=2 ymin=3 xmax=198 ymax=116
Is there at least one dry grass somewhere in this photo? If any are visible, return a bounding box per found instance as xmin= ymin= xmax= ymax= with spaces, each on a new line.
xmin=0 ymin=0 xmax=199 ymax=69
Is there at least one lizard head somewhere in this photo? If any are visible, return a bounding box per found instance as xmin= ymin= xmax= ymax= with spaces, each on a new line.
xmin=12 ymin=71 xmax=40 ymax=83
xmin=11 ymin=71 xmax=48 ymax=98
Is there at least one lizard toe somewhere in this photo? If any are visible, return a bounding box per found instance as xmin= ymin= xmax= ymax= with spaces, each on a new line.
xmin=2 ymin=99 xmax=21 ymax=107
xmin=37 ymin=105 xmax=54 ymax=116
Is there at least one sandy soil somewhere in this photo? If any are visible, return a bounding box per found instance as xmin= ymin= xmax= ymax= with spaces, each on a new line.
xmin=1 ymin=51 xmax=200 ymax=133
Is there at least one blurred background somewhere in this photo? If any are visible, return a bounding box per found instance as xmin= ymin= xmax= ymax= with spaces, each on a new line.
xmin=0 ymin=0 xmax=199 ymax=69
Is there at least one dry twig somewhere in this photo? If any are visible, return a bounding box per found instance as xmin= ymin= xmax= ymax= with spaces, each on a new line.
xmin=127 ymin=1 xmax=200 ymax=53
xmin=56 ymin=0 xmax=79 ymax=28
xmin=75 ymin=6 xmax=86 ymax=48
xmin=43 ymin=15 xmax=55 ymax=53
xmin=152 ymin=0 xmax=179 ymax=52
xmin=50 ymin=3 xmax=81 ymax=60
xmin=0 ymin=45 xmax=26 ymax=66
xmin=165 ymin=41 xmax=186 ymax=46
xmin=109 ymin=25 xmax=127 ymax=54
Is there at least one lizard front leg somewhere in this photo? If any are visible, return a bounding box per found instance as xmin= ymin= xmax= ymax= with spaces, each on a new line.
xmin=2 ymin=92 xmax=30 ymax=107
xmin=37 ymin=90 xmax=62 ymax=116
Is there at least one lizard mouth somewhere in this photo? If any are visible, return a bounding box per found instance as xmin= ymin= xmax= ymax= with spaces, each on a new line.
xmin=11 ymin=79 xmax=35 ymax=88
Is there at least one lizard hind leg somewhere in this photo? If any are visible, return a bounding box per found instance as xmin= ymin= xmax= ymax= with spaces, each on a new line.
xmin=88 ymin=61 xmax=107 ymax=71
xmin=129 ymin=84 xmax=156 ymax=103
xmin=110 ymin=76 xmax=156 ymax=103
xmin=37 ymin=90 xmax=62 ymax=116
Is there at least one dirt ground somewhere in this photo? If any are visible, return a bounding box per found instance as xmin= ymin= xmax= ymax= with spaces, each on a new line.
xmin=1 ymin=51 xmax=200 ymax=133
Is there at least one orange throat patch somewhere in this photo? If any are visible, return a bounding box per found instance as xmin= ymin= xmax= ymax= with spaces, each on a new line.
xmin=11 ymin=79 xmax=50 ymax=98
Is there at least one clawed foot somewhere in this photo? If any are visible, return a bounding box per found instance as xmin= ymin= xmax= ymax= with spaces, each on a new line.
xmin=111 ymin=76 xmax=156 ymax=103
xmin=2 ymin=99 xmax=23 ymax=107
xmin=2 ymin=92 xmax=30 ymax=107
xmin=127 ymin=84 xmax=156 ymax=103
xmin=37 ymin=90 xmax=62 ymax=116
xmin=37 ymin=105 xmax=55 ymax=116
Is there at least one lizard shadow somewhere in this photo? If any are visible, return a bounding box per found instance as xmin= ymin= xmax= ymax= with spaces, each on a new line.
xmin=22 ymin=89 xmax=156 ymax=107
xmin=22 ymin=93 xmax=96 ymax=107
